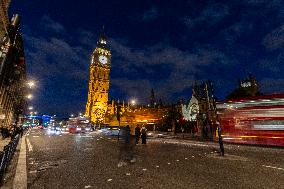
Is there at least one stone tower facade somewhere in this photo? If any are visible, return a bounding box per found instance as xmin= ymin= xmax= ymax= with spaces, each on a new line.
xmin=0 ymin=0 xmax=11 ymax=39
xmin=85 ymin=33 xmax=111 ymax=123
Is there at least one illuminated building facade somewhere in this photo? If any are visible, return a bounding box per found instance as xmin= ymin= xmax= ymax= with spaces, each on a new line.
xmin=0 ymin=0 xmax=11 ymax=39
xmin=85 ymin=33 xmax=111 ymax=123
xmin=0 ymin=14 xmax=27 ymax=128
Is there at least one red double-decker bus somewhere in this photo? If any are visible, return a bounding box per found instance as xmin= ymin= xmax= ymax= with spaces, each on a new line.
xmin=217 ymin=94 xmax=284 ymax=147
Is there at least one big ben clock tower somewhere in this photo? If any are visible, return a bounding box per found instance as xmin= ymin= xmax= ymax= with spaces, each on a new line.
xmin=85 ymin=32 xmax=111 ymax=123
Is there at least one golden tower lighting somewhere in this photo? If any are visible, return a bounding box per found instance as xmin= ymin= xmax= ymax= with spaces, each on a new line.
xmin=85 ymin=32 xmax=111 ymax=123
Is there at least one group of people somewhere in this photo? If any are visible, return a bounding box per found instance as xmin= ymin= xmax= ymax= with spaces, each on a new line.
xmin=118 ymin=125 xmax=148 ymax=167
xmin=135 ymin=125 xmax=147 ymax=144
xmin=120 ymin=125 xmax=147 ymax=145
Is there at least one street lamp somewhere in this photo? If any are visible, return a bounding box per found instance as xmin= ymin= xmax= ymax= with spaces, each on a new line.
xmin=131 ymin=99 xmax=136 ymax=106
xmin=27 ymin=80 xmax=36 ymax=88
xmin=26 ymin=94 xmax=33 ymax=99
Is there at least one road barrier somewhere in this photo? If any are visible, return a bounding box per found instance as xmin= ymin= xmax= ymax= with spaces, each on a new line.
xmin=0 ymin=134 xmax=20 ymax=185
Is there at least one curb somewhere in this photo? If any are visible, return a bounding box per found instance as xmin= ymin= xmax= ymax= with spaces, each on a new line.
xmin=12 ymin=136 xmax=27 ymax=189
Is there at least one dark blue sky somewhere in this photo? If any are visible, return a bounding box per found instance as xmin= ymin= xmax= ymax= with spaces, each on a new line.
xmin=10 ymin=0 xmax=284 ymax=116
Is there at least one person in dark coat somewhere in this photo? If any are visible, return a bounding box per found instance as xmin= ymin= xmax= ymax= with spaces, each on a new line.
xmin=118 ymin=125 xmax=135 ymax=167
xmin=217 ymin=123 xmax=225 ymax=156
xmin=140 ymin=126 xmax=147 ymax=144
xmin=135 ymin=125 xmax=141 ymax=144
xmin=124 ymin=125 xmax=131 ymax=144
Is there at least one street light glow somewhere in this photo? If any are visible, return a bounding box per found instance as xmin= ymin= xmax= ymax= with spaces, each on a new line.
xmin=131 ymin=99 xmax=136 ymax=105
xmin=28 ymin=106 xmax=33 ymax=110
xmin=26 ymin=94 xmax=33 ymax=99
xmin=27 ymin=80 xmax=35 ymax=88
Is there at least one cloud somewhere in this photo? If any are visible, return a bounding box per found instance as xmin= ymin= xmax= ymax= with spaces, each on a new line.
xmin=142 ymin=7 xmax=159 ymax=21
xmin=183 ymin=3 xmax=230 ymax=29
xmin=77 ymin=29 xmax=97 ymax=47
xmin=260 ymin=78 xmax=284 ymax=93
xmin=262 ymin=24 xmax=284 ymax=50
xmin=41 ymin=15 xmax=65 ymax=33
xmin=220 ymin=21 xmax=254 ymax=45
xmin=109 ymin=38 xmax=234 ymax=102
xmin=24 ymin=27 xmax=92 ymax=114
xmin=111 ymin=79 xmax=152 ymax=102
xmin=25 ymin=35 xmax=88 ymax=81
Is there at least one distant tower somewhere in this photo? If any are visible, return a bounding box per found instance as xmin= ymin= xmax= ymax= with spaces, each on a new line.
xmin=150 ymin=89 xmax=156 ymax=107
xmin=85 ymin=31 xmax=111 ymax=123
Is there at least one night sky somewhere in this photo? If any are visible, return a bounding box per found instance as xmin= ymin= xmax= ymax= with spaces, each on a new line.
xmin=10 ymin=0 xmax=284 ymax=116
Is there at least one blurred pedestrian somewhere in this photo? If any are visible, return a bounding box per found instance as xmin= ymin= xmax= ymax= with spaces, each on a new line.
xmin=118 ymin=125 xmax=135 ymax=167
xmin=124 ymin=125 xmax=131 ymax=143
xmin=135 ymin=125 xmax=141 ymax=144
xmin=141 ymin=126 xmax=147 ymax=144
xmin=216 ymin=122 xmax=224 ymax=156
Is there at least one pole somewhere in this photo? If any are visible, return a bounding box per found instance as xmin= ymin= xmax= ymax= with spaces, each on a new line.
xmin=117 ymin=105 xmax=121 ymax=141
xmin=117 ymin=119 xmax=120 ymax=141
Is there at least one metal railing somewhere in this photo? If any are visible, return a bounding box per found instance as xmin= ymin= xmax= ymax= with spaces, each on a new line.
xmin=0 ymin=134 xmax=20 ymax=185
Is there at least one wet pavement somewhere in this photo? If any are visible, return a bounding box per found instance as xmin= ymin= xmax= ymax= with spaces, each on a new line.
xmin=26 ymin=129 xmax=284 ymax=189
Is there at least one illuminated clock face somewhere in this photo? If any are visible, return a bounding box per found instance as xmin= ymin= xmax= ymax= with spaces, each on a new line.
xmin=99 ymin=55 xmax=108 ymax=64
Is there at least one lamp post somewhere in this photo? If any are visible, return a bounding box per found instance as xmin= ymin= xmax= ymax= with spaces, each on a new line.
xmin=27 ymin=80 xmax=36 ymax=89
xmin=26 ymin=94 xmax=33 ymax=100
xmin=117 ymin=105 xmax=121 ymax=141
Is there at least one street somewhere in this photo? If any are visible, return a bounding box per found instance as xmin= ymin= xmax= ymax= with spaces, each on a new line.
xmin=24 ymin=129 xmax=284 ymax=189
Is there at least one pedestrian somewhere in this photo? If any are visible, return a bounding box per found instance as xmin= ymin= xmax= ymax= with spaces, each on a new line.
xmin=135 ymin=125 xmax=141 ymax=144
xmin=124 ymin=125 xmax=131 ymax=144
xmin=118 ymin=125 xmax=135 ymax=167
xmin=140 ymin=125 xmax=147 ymax=144
xmin=216 ymin=122 xmax=224 ymax=156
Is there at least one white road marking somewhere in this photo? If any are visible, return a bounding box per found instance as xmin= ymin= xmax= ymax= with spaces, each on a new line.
xmin=126 ymin=173 xmax=131 ymax=176
xmin=262 ymin=165 xmax=284 ymax=171
xmin=176 ymin=160 xmax=179 ymax=162
xmin=156 ymin=165 xmax=159 ymax=168
xmin=107 ymin=179 xmax=112 ymax=182
xmin=85 ymin=185 xmax=92 ymax=188
xmin=142 ymin=168 xmax=147 ymax=171
xmin=167 ymin=162 xmax=171 ymax=165
xmin=33 ymin=136 xmax=39 ymax=138
xmin=185 ymin=158 xmax=188 ymax=160
xmin=26 ymin=138 xmax=33 ymax=152
xmin=192 ymin=156 xmax=195 ymax=158
xmin=163 ymin=141 xmax=209 ymax=147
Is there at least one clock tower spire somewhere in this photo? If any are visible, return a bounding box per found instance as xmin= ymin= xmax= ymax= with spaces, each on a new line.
xmin=85 ymin=30 xmax=111 ymax=123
